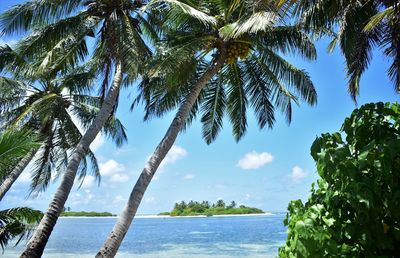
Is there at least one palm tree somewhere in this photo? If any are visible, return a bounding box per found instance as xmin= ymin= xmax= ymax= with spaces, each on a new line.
xmin=0 ymin=130 xmax=43 ymax=252
xmin=97 ymin=0 xmax=317 ymax=256
xmin=295 ymin=0 xmax=400 ymax=101
xmin=0 ymin=45 xmax=127 ymax=201
xmin=0 ymin=0 xmax=152 ymax=256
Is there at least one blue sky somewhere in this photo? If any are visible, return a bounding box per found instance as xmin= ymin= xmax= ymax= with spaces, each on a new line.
xmin=1 ymin=0 xmax=399 ymax=215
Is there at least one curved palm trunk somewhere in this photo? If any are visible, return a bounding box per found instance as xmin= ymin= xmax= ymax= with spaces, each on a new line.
xmin=0 ymin=149 xmax=38 ymax=201
xmin=96 ymin=51 xmax=226 ymax=258
xmin=20 ymin=62 xmax=123 ymax=258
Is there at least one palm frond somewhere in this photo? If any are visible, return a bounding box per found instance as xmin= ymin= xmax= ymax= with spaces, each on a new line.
xmin=200 ymin=76 xmax=226 ymax=144
xmin=226 ymin=64 xmax=247 ymax=141
xmin=148 ymin=0 xmax=217 ymax=26
xmin=0 ymin=130 xmax=39 ymax=177
xmin=30 ymin=128 xmax=56 ymax=194
xmin=0 ymin=0 xmax=82 ymax=35
xmin=0 ymin=77 xmax=28 ymax=113
xmin=364 ymin=6 xmax=394 ymax=32
xmin=243 ymin=57 xmax=276 ymax=128
xmin=219 ymin=11 xmax=277 ymax=39
xmin=256 ymin=26 xmax=317 ymax=60
xmin=259 ymin=49 xmax=317 ymax=105
xmin=15 ymin=13 xmax=98 ymax=73
xmin=0 ymin=45 xmax=34 ymax=78
xmin=0 ymin=207 xmax=42 ymax=251
xmin=384 ymin=25 xmax=400 ymax=92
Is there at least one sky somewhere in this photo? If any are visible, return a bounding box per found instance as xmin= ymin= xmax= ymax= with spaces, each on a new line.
xmin=0 ymin=0 xmax=399 ymax=215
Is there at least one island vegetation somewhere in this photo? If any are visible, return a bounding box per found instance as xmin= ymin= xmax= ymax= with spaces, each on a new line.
xmin=60 ymin=208 xmax=115 ymax=217
xmin=159 ymin=200 xmax=264 ymax=216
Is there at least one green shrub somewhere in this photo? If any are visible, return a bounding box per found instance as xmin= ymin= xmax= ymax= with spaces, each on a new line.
xmin=279 ymin=102 xmax=400 ymax=258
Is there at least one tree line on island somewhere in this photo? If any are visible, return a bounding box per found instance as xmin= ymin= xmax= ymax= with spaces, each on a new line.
xmin=60 ymin=207 xmax=115 ymax=217
xmin=159 ymin=200 xmax=264 ymax=216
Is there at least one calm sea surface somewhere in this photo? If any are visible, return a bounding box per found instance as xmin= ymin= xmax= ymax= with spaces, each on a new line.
xmin=6 ymin=214 xmax=287 ymax=257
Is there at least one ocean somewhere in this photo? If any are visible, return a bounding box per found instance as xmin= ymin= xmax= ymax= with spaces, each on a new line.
xmin=6 ymin=213 xmax=287 ymax=257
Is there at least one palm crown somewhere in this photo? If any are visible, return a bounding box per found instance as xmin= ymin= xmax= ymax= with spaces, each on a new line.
xmin=0 ymin=45 xmax=127 ymax=194
xmin=296 ymin=0 xmax=400 ymax=100
xmin=141 ymin=0 xmax=317 ymax=144
xmin=0 ymin=0 xmax=153 ymax=99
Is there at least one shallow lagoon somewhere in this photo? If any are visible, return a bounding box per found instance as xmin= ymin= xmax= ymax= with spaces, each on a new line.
xmin=6 ymin=214 xmax=286 ymax=257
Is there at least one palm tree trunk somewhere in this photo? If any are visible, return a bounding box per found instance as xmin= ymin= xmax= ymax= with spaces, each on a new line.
xmin=0 ymin=149 xmax=38 ymax=201
xmin=96 ymin=50 xmax=226 ymax=258
xmin=20 ymin=62 xmax=123 ymax=258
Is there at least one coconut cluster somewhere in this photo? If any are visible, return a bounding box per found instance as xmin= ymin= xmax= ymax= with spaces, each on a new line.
xmin=226 ymin=41 xmax=251 ymax=64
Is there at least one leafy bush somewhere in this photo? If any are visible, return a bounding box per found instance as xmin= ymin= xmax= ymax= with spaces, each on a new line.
xmin=279 ymin=102 xmax=400 ymax=258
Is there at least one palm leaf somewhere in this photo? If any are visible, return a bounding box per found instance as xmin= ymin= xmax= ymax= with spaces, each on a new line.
xmin=0 ymin=207 xmax=42 ymax=251
xmin=148 ymin=0 xmax=217 ymax=26
xmin=364 ymin=6 xmax=394 ymax=32
xmin=0 ymin=0 xmax=82 ymax=35
xmin=200 ymin=76 xmax=226 ymax=144
xmin=219 ymin=11 xmax=277 ymax=39
xmin=0 ymin=130 xmax=39 ymax=177
xmin=226 ymin=63 xmax=247 ymax=141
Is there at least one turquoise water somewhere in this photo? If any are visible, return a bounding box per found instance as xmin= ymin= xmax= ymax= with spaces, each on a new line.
xmin=6 ymin=214 xmax=287 ymax=257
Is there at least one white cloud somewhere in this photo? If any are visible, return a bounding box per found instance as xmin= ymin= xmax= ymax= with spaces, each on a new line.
xmin=244 ymin=193 xmax=251 ymax=200
xmin=145 ymin=196 xmax=155 ymax=203
xmin=113 ymin=195 xmax=125 ymax=204
xmin=159 ymin=145 xmax=187 ymax=169
xmin=80 ymin=193 xmax=95 ymax=205
xmin=98 ymin=160 xmax=129 ymax=184
xmin=80 ymin=175 xmax=96 ymax=189
xmin=100 ymin=160 xmax=125 ymax=176
xmin=237 ymin=151 xmax=274 ymax=170
xmin=70 ymin=191 xmax=95 ymax=205
xmin=183 ymin=174 xmax=194 ymax=180
xmin=288 ymin=166 xmax=307 ymax=183
xmin=110 ymin=173 xmax=129 ymax=183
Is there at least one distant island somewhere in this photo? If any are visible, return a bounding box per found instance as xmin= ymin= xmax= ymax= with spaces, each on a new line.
xmin=61 ymin=211 xmax=116 ymax=217
xmin=159 ymin=200 xmax=264 ymax=216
